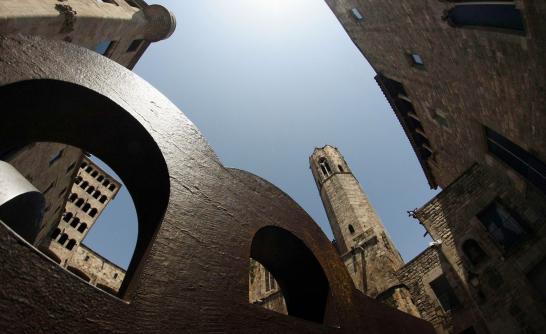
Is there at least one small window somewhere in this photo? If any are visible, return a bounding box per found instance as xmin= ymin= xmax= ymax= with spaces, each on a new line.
xmin=74 ymin=176 xmax=82 ymax=185
xmin=318 ymin=158 xmax=332 ymax=177
xmin=86 ymin=186 xmax=95 ymax=195
xmin=69 ymin=193 xmax=78 ymax=202
xmin=94 ymin=40 xmax=114 ymax=56
xmin=82 ymin=203 xmax=91 ymax=212
xmin=75 ymin=198 xmax=84 ymax=207
xmin=351 ymin=8 xmax=364 ymax=21
xmin=78 ymin=223 xmax=87 ymax=233
xmin=97 ymin=175 xmax=105 ymax=182
xmin=92 ymin=190 xmax=101 ymax=199
xmin=48 ymin=149 xmax=64 ymax=166
xmin=89 ymin=208 xmax=98 ymax=217
xmin=477 ymin=201 xmax=525 ymax=251
xmin=348 ymin=224 xmax=355 ymax=234
xmin=98 ymin=0 xmax=119 ymax=6
xmin=85 ymin=166 xmax=93 ymax=173
xmin=125 ymin=0 xmax=140 ymax=8
xmin=108 ymin=184 xmax=116 ymax=191
xmin=51 ymin=228 xmax=61 ymax=240
xmin=63 ymin=212 xmax=73 ymax=222
xmin=66 ymin=162 xmax=76 ymax=174
xmin=91 ymin=171 xmax=98 ymax=178
xmin=462 ymin=239 xmax=488 ymax=266
xmin=430 ymin=275 xmax=460 ymax=311
xmin=114 ymin=273 xmax=119 ymax=279
xmin=85 ymin=255 xmax=90 ymax=261
xmin=80 ymin=181 xmax=89 ymax=190
xmin=127 ymin=39 xmax=144 ymax=52
xmin=66 ymin=239 xmax=76 ymax=251
xmin=58 ymin=233 xmax=69 ymax=245
xmin=431 ymin=109 xmax=449 ymax=128
xmin=99 ymin=195 xmax=108 ymax=203
xmin=338 ymin=165 xmax=344 ymax=172
xmin=80 ymin=162 xmax=87 ymax=169
xmin=70 ymin=217 xmax=79 ymax=228
xmin=410 ymin=53 xmax=424 ymax=66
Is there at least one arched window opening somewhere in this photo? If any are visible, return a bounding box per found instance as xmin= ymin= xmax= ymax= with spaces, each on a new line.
xmin=99 ymin=195 xmax=108 ymax=203
xmin=66 ymin=239 xmax=76 ymax=250
xmin=81 ymin=203 xmax=91 ymax=213
xmin=91 ymin=171 xmax=98 ymax=178
xmin=86 ymin=186 xmax=95 ymax=195
xmin=445 ymin=3 xmax=525 ymax=33
xmin=63 ymin=212 xmax=73 ymax=222
xmin=85 ymin=166 xmax=92 ymax=173
xmin=97 ymin=175 xmax=105 ymax=182
xmin=69 ymin=193 xmax=78 ymax=202
xmin=250 ymin=226 xmax=330 ymax=323
xmin=89 ymin=208 xmax=98 ymax=217
xmin=338 ymin=165 xmax=344 ymax=172
xmin=78 ymin=223 xmax=87 ymax=233
xmin=462 ymin=239 xmax=488 ymax=266
xmin=58 ymin=233 xmax=68 ymax=245
xmin=70 ymin=217 xmax=80 ymax=228
xmin=348 ymin=224 xmax=355 ymax=234
xmin=318 ymin=157 xmax=332 ymax=177
xmin=74 ymin=176 xmax=83 ymax=184
xmin=103 ymin=179 xmax=110 ymax=187
xmin=51 ymin=228 xmax=61 ymax=240
xmin=108 ymin=184 xmax=116 ymax=191
xmin=80 ymin=181 xmax=89 ymax=190
xmin=75 ymin=198 xmax=84 ymax=207
xmin=80 ymin=162 xmax=87 ymax=169
xmin=93 ymin=190 xmax=101 ymax=199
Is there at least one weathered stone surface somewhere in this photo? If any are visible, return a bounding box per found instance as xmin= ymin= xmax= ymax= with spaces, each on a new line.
xmin=0 ymin=36 xmax=434 ymax=334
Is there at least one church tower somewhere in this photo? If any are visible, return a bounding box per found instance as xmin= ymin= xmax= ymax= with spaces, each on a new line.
xmin=310 ymin=145 xmax=420 ymax=317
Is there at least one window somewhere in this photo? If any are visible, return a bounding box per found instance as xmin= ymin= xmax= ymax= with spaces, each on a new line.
xmin=410 ymin=53 xmax=424 ymax=66
xmin=318 ymin=158 xmax=332 ymax=177
xmin=89 ymin=208 xmax=98 ymax=217
xmin=51 ymin=228 xmax=61 ymax=240
xmin=348 ymin=224 xmax=355 ymax=234
xmin=86 ymin=186 xmax=95 ymax=195
xmin=430 ymin=275 xmax=460 ymax=311
xmin=351 ymin=8 xmax=364 ymax=21
xmin=74 ymin=176 xmax=82 ymax=185
xmin=91 ymin=171 xmax=98 ymax=178
xmin=477 ymin=201 xmax=525 ymax=250
xmin=97 ymin=175 xmax=104 ymax=182
xmin=462 ymin=239 xmax=488 ymax=266
xmin=99 ymin=195 xmax=108 ymax=203
xmin=80 ymin=162 xmax=87 ymax=169
xmin=338 ymin=165 xmax=344 ymax=172
xmin=78 ymin=223 xmax=87 ymax=233
xmin=445 ymin=4 xmax=524 ymax=33
xmin=69 ymin=193 xmax=77 ymax=202
xmin=98 ymin=0 xmax=118 ymax=6
xmin=94 ymin=40 xmax=114 ymax=56
xmin=527 ymin=257 xmax=546 ymax=302
xmin=48 ymin=149 xmax=64 ymax=166
xmin=66 ymin=162 xmax=76 ymax=174
xmin=80 ymin=181 xmax=89 ymax=190
xmin=63 ymin=212 xmax=73 ymax=222
xmin=103 ymin=180 xmax=110 ymax=187
xmin=486 ymin=127 xmax=546 ymax=195
xmin=70 ymin=217 xmax=79 ymax=228
xmin=431 ymin=109 xmax=449 ymax=128
xmin=84 ymin=255 xmax=90 ymax=261
xmin=93 ymin=190 xmax=100 ymax=199
xmin=85 ymin=166 xmax=92 ymax=173
xmin=114 ymin=273 xmax=118 ymax=279
xmin=75 ymin=198 xmax=84 ymax=207
xmin=125 ymin=0 xmax=140 ymax=8
xmin=66 ymin=239 xmax=76 ymax=250
xmin=82 ymin=203 xmax=91 ymax=213
xmin=58 ymin=233 xmax=69 ymax=245
xmin=127 ymin=39 xmax=144 ymax=52
xmin=108 ymin=184 xmax=116 ymax=191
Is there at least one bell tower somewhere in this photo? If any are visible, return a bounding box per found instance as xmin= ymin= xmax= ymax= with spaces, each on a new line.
xmin=310 ymin=145 xmax=420 ymax=317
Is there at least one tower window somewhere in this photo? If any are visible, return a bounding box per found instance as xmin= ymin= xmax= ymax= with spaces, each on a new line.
xmin=48 ymin=149 xmax=64 ymax=166
xmin=431 ymin=109 xmax=449 ymax=128
xmin=77 ymin=223 xmax=87 ymax=233
xmin=74 ymin=176 xmax=82 ymax=185
xmin=75 ymin=198 xmax=84 ymax=207
xmin=89 ymin=208 xmax=98 ymax=217
xmin=127 ymin=39 xmax=144 ymax=52
xmin=66 ymin=162 xmax=76 ymax=174
xmin=410 ymin=53 xmax=424 ymax=66
xmin=69 ymin=193 xmax=78 ymax=202
xmin=51 ymin=228 xmax=61 ymax=240
xmin=99 ymin=195 xmax=108 ymax=203
xmin=80 ymin=181 xmax=89 ymax=190
xmin=70 ymin=217 xmax=79 ymax=228
xmin=348 ymin=224 xmax=355 ymax=234
xmin=477 ymin=201 xmax=525 ymax=251
xmin=351 ymin=8 xmax=364 ymax=21
xmin=82 ymin=203 xmax=91 ymax=213
xmin=66 ymin=239 xmax=76 ymax=251
xmin=91 ymin=171 xmax=98 ymax=178
xmin=338 ymin=165 xmax=344 ymax=172
xmin=85 ymin=166 xmax=93 ymax=173
xmin=429 ymin=275 xmax=460 ymax=311
xmin=86 ymin=186 xmax=95 ymax=195
xmin=318 ymin=158 xmax=332 ymax=177
xmin=58 ymin=233 xmax=69 ymax=245
xmin=94 ymin=40 xmax=115 ymax=56
xmin=108 ymin=184 xmax=116 ymax=191
xmin=485 ymin=127 xmax=546 ymax=195
xmin=445 ymin=4 xmax=524 ymax=33
xmin=462 ymin=239 xmax=488 ymax=266
xmin=63 ymin=212 xmax=73 ymax=222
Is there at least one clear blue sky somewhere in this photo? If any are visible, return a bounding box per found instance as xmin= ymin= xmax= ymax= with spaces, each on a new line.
xmin=84 ymin=0 xmax=439 ymax=269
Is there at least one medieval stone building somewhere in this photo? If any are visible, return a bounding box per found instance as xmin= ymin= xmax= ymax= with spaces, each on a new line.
xmin=318 ymin=1 xmax=546 ymax=333
xmin=0 ymin=0 xmax=175 ymax=246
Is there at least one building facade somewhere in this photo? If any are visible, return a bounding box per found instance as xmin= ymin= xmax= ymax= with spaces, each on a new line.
xmin=0 ymin=0 xmax=176 ymax=246
xmin=40 ymin=156 xmax=125 ymax=292
xmin=319 ymin=1 xmax=546 ymax=333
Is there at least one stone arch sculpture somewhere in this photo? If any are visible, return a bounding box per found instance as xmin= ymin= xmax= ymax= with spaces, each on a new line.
xmin=0 ymin=36 xmax=434 ymax=333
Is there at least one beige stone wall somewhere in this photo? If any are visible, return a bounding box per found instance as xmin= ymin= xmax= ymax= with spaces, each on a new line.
xmin=310 ymin=145 xmax=404 ymax=298
xmin=248 ymin=259 xmax=287 ymax=315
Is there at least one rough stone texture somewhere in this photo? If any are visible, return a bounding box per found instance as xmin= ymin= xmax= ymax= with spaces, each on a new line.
xmin=249 ymin=259 xmax=287 ymax=315
xmin=414 ymin=164 xmax=546 ymax=334
xmin=0 ymin=36 xmax=434 ymax=334
xmin=324 ymin=0 xmax=546 ymax=190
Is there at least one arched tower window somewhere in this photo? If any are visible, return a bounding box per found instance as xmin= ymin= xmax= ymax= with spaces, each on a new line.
xmin=92 ymin=190 xmax=101 ymax=199
xmin=51 ymin=228 xmax=61 ymax=240
xmin=89 ymin=208 xmax=98 ymax=217
xmin=58 ymin=233 xmax=68 ymax=245
xmin=66 ymin=239 xmax=76 ymax=250
xmin=74 ymin=176 xmax=82 ymax=184
xmin=70 ymin=217 xmax=80 ymax=228
xmin=80 ymin=181 xmax=89 ymax=190
xmin=91 ymin=171 xmax=98 ymax=178
xmin=63 ymin=212 xmax=73 ymax=222
xmin=444 ymin=3 xmax=524 ymax=33
xmin=318 ymin=157 xmax=332 ymax=177
xmin=68 ymin=193 xmax=77 ymax=202
xmin=462 ymin=239 xmax=488 ymax=266
xmin=77 ymin=223 xmax=87 ymax=233
xmin=97 ymin=175 xmax=104 ymax=182
xmin=86 ymin=186 xmax=95 ymax=195
xmin=82 ymin=203 xmax=91 ymax=212
xmin=99 ymin=195 xmax=108 ymax=203
xmin=75 ymin=198 xmax=84 ymax=207
xmin=108 ymin=184 xmax=116 ymax=191
xmin=338 ymin=165 xmax=344 ymax=172
xmin=348 ymin=224 xmax=355 ymax=234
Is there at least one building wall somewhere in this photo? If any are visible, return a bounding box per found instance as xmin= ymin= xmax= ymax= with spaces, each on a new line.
xmin=415 ymin=163 xmax=546 ymax=334
xmin=248 ymin=259 xmax=287 ymax=315
xmin=324 ymin=0 xmax=546 ymax=190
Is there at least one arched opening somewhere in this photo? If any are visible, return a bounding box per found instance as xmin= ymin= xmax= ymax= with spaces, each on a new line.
xmin=78 ymin=223 xmax=87 ymax=233
xmin=80 ymin=162 xmax=87 ymax=169
xmin=66 ymin=239 xmax=76 ymax=250
xmin=97 ymin=175 xmax=104 ymax=182
xmin=70 ymin=217 xmax=80 ymax=228
xmin=108 ymin=184 xmax=116 ymax=191
xmin=82 ymin=203 xmax=91 ymax=213
xmin=99 ymin=195 xmax=108 ymax=204
xmin=74 ymin=176 xmax=82 ymax=184
xmin=348 ymin=224 xmax=355 ymax=234
xmin=51 ymin=228 xmax=61 ymax=240
xmin=318 ymin=157 xmax=332 ymax=177
xmin=85 ymin=166 xmax=92 ymax=173
xmin=63 ymin=212 xmax=73 ymax=222
xmin=92 ymin=190 xmax=101 ymax=199
xmin=462 ymin=239 xmax=488 ymax=266
xmin=58 ymin=233 xmax=68 ymax=245
xmin=250 ymin=226 xmax=329 ymax=323
xmin=445 ymin=3 xmax=524 ymax=33
xmin=91 ymin=171 xmax=98 ymax=178
xmin=0 ymin=79 xmax=170 ymax=299
xmin=338 ymin=164 xmax=344 ymax=172
xmin=69 ymin=193 xmax=78 ymax=202
xmin=89 ymin=208 xmax=98 ymax=218
xmin=86 ymin=186 xmax=95 ymax=195
xmin=80 ymin=181 xmax=89 ymax=189
xmin=103 ymin=180 xmax=110 ymax=187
